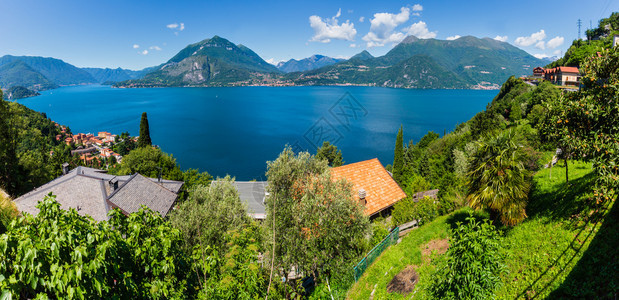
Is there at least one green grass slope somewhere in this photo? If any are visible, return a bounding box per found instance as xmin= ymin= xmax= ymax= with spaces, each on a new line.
xmin=347 ymin=159 xmax=617 ymax=299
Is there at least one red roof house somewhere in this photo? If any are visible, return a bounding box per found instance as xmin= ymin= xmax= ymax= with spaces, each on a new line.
xmin=331 ymin=158 xmax=407 ymax=217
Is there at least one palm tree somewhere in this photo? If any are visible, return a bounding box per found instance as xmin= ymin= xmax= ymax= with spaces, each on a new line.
xmin=466 ymin=130 xmax=531 ymax=226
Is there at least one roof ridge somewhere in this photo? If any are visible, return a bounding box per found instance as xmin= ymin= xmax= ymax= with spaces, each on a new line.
xmin=14 ymin=168 xmax=79 ymax=201
xmin=106 ymin=173 xmax=138 ymax=200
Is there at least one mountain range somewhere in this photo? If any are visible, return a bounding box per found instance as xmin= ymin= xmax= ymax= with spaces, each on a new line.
xmin=276 ymin=55 xmax=345 ymax=73
xmin=1 ymin=35 xmax=545 ymax=93
xmin=0 ymin=55 xmax=153 ymax=93
xmin=116 ymin=35 xmax=543 ymax=89
xmin=286 ymin=36 xmax=543 ymax=89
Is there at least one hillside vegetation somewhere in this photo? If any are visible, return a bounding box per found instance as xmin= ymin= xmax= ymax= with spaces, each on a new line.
xmin=346 ymin=25 xmax=618 ymax=298
xmin=350 ymin=159 xmax=616 ymax=299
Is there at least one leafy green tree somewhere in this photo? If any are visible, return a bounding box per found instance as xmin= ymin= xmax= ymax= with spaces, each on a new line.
xmin=110 ymin=146 xmax=182 ymax=181
xmin=0 ymin=194 xmax=195 ymax=299
xmin=393 ymin=125 xmax=404 ymax=184
xmin=0 ymin=90 xmax=18 ymax=195
xmin=542 ymin=47 xmax=619 ymax=201
xmin=316 ymin=141 xmax=344 ymax=167
xmin=138 ymin=112 xmax=152 ymax=147
xmin=466 ymin=130 xmax=531 ymax=226
xmin=113 ymin=136 xmax=137 ymax=156
xmin=169 ymin=176 xmax=250 ymax=252
xmin=181 ymin=168 xmax=213 ymax=191
xmin=264 ymin=148 xmax=369 ymax=291
xmin=391 ymin=195 xmax=438 ymax=226
xmin=193 ymin=224 xmax=266 ymax=299
xmin=429 ymin=214 xmax=505 ymax=299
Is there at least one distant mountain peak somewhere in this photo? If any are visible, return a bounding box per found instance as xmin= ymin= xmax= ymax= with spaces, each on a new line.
xmin=350 ymin=50 xmax=374 ymax=60
xmin=276 ymin=54 xmax=345 ymax=73
xmin=401 ymin=35 xmax=420 ymax=44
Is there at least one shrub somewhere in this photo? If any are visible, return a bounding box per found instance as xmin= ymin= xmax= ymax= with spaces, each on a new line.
xmin=392 ymin=196 xmax=438 ymax=226
xmin=429 ymin=214 xmax=505 ymax=300
xmin=0 ymin=191 xmax=18 ymax=233
xmin=369 ymin=220 xmax=390 ymax=247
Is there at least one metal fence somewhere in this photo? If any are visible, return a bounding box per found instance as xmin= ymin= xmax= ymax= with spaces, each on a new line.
xmin=353 ymin=226 xmax=400 ymax=281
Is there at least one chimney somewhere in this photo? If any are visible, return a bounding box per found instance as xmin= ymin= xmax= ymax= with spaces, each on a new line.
xmin=109 ymin=177 xmax=119 ymax=192
xmin=358 ymin=189 xmax=367 ymax=205
xmin=61 ymin=163 xmax=69 ymax=175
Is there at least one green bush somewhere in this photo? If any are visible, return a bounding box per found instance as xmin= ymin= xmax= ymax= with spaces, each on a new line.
xmin=0 ymin=191 xmax=18 ymax=233
xmin=429 ymin=214 xmax=505 ymax=300
xmin=0 ymin=194 xmax=194 ymax=299
xmin=392 ymin=196 xmax=438 ymax=226
xmin=369 ymin=220 xmax=390 ymax=247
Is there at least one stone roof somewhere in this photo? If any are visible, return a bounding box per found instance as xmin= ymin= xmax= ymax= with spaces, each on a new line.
xmin=14 ymin=166 xmax=183 ymax=221
xmin=108 ymin=174 xmax=178 ymax=217
xmin=331 ymin=158 xmax=407 ymax=216
xmin=233 ymin=181 xmax=267 ymax=219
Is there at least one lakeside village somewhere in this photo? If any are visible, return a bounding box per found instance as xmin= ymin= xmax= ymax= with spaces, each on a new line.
xmin=52 ymin=123 xmax=134 ymax=166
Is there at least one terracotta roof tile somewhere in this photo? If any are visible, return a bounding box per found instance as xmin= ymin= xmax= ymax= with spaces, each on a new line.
xmin=557 ymin=66 xmax=580 ymax=73
xmin=331 ymin=158 xmax=406 ymax=216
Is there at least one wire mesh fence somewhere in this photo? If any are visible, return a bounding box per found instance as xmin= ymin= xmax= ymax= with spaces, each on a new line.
xmin=353 ymin=226 xmax=400 ymax=281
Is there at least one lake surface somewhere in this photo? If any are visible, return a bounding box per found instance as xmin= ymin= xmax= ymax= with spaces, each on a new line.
xmin=19 ymin=85 xmax=497 ymax=180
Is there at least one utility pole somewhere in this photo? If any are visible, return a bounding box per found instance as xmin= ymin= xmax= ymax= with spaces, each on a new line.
xmin=578 ymin=19 xmax=582 ymax=40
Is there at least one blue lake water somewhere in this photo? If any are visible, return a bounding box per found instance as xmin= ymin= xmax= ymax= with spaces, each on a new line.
xmin=19 ymin=85 xmax=497 ymax=180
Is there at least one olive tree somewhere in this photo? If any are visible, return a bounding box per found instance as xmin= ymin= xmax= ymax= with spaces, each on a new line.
xmin=264 ymin=147 xmax=369 ymax=290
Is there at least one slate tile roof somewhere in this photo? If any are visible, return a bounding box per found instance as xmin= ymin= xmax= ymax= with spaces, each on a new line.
xmin=108 ymin=174 xmax=178 ymax=217
xmin=14 ymin=166 xmax=183 ymax=221
xmin=331 ymin=158 xmax=407 ymax=216
xmin=232 ymin=181 xmax=267 ymax=219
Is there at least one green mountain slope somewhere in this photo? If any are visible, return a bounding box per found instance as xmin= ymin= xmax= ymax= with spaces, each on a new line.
xmin=0 ymin=60 xmax=57 ymax=91
xmin=277 ymin=55 xmax=345 ymax=73
xmin=380 ymin=35 xmax=542 ymax=85
xmin=292 ymin=35 xmax=543 ymax=89
xmin=82 ymin=67 xmax=154 ymax=84
xmin=115 ymin=36 xmax=280 ymax=87
xmin=168 ymin=36 xmax=278 ymax=73
xmin=350 ymin=50 xmax=374 ymax=61
xmin=0 ymin=55 xmax=95 ymax=86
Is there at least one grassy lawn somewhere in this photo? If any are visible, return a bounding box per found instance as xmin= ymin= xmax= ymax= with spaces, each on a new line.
xmin=347 ymin=208 xmax=483 ymax=299
xmin=346 ymin=159 xmax=617 ymax=299
xmin=496 ymin=160 xmax=616 ymax=299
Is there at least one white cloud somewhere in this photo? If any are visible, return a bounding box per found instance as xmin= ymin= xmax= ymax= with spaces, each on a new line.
xmin=349 ymin=43 xmax=358 ymax=48
xmin=553 ymin=49 xmax=561 ymax=55
xmin=404 ymin=21 xmax=437 ymax=39
xmin=546 ymin=36 xmax=564 ymax=49
xmin=265 ymin=58 xmax=281 ymax=66
xmin=309 ymin=9 xmax=357 ymax=43
xmin=167 ymin=22 xmax=185 ymax=35
xmin=535 ymin=41 xmax=546 ymax=50
xmin=494 ymin=35 xmax=508 ymax=42
xmin=362 ymin=7 xmax=411 ymax=47
xmin=412 ymin=12 xmax=421 ymax=16
xmin=359 ymin=16 xmax=365 ymax=22
xmin=412 ymin=4 xmax=423 ymax=11
xmin=149 ymin=46 xmax=162 ymax=51
xmin=139 ymin=50 xmax=148 ymax=55
xmin=514 ymin=30 xmax=546 ymax=47
xmin=133 ymin=44 xmax=140 ymax=49
xmin=446 ymin=35 xmax=461 ymax=41
xmin=533 ymin=53 xmax=551 ymax=59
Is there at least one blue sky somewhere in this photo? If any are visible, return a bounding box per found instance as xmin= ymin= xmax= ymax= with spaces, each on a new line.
xmin=1 ymin=0 xmax=617 ymax=70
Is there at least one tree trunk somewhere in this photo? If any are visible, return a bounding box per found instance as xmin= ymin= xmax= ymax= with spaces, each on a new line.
xmin=565 ymin=157 xmax=569 ymax=183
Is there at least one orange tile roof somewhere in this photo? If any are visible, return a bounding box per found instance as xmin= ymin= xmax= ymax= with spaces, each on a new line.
xmin=331 ymin=158 xmax=407 ymax=216
xmin=557 ymin=66 xmax=579 ymax=74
